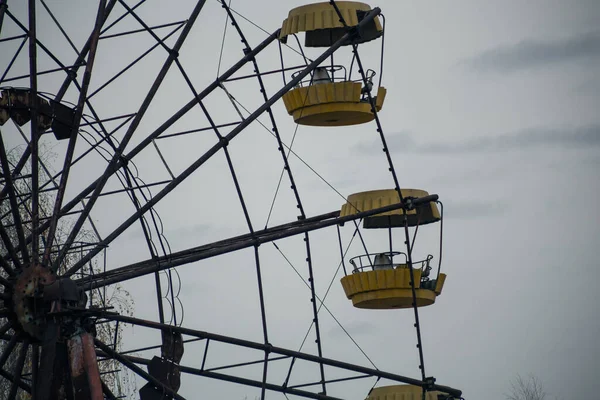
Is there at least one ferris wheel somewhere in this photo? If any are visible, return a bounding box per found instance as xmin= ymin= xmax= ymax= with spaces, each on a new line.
xmin=0 ymin=1 xmax=463 ymax=399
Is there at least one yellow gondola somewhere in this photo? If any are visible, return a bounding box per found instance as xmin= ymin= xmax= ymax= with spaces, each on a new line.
xmin=339 ymin=189 xmax=446 ymax=309
xmin=279 ymin=2 xmax=386 ymax=126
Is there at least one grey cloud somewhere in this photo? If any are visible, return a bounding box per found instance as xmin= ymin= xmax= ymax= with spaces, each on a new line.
xmin=466 ymin=30 xmax=600 ymax=72
xmin=356 ymin=125 xmax=600 ymax=155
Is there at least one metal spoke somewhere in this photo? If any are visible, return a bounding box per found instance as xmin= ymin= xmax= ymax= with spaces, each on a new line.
xmin=0 ymin=0 xmax=7 ymax=35
xmin=75 ymin=199 xmax=424 ymax=289
xmin=39 ymin=0 xmax=79 ymax=55
xmin=31 ymin=344 xmax=38 ymax=400
xmin=43 ymin=0 xmax=106 ymax=265
xmin=8 ymin=341 xmax=29 ymax=399
xmin=0 ymin=369 xmax=31 ymax=395
xmin=0 ymin=145 xmax=31 ymax=202
xmin=0 ymin=132 xmax=29 ymax=266
xmin=28 ymin=0 xmax=40 ymax=264
xmin=0 ymin=253 xmax=15 ymax=276
xmin=0 ymin=274 xmax=10 ymax=287
xmin=0 ymin=222 xmax=20 ymax=272
xmin=0 ymin=334 xmax=18 ymax=369
xmin=101 ymin=380 xmax=118 ymax=400
xmin=0 ymin=34 xmax=27 ymax=44
xmin=0 ymin=35 xmax=27 ymax=83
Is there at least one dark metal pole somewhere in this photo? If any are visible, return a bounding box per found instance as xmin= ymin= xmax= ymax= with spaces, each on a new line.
xmin=0 ymin=222 xmax=20 ymax=272
xmin=101 ymin=380 xmax=118 ymax=400
xmin=0 ymin=131 xmax=29 ymax=267
xmin=77 ymin=196 xmax=438 ymax=290
xmin=0 ymin=145 xmax=31 ymax=202
xmin=0 ymin=334 xmax=18 ymax=368
xmin=0 ymin=0 xmax=8 ymax=41
xmin=44 ymin=0 xmax=106 ymax=266
xmin=31 ymin=344 xmax=39 ymax=400
xmin=65 ymin=9 xmax=382 ymax=277
xmin=8 ymin=341 xmax=29 ymax=399
xmin=27 ymin=0 xmax=40 ymax=265
xmin=253 ymin=246 xmax=269 ymax=399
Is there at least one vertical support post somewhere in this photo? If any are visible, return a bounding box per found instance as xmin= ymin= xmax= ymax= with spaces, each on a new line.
xmin=68 ymin=333 xmax=103 ymax=400
xmin=8 ymin=341 xmax=29 ymax=400
xmin=0 ymin=0 xmax=8 ymax=35
xmin=254 ymin=246 xmax=269 ymax=399
xmin=31 ymin=344 xmax=39 ymax=400
xmin=28 ymin=0 xmax=39 ymax=265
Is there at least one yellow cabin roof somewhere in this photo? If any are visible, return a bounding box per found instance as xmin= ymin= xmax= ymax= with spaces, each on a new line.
xmin=367 ymin=385 xmax=444 ymax=400
xmin=280 ymin=1 xmax=382 ymax=47
xmin=340 ymin=189 xmax=440 ymax=228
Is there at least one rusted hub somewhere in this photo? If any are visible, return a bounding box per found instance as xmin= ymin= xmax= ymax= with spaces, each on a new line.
xmin=11 ymin=265 xmax=56 ymax=339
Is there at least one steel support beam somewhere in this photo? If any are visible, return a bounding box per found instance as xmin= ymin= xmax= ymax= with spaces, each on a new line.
xmin=76 ymin=196 xmax=437 ymax=290
xmin=93 ymin=312 xmax=462 ymax=398
xmin=96 ymin=350 xmax=343 ymax=400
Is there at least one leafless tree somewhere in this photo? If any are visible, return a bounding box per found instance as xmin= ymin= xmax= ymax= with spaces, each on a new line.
xmin=506 ymin=374 xmax=546 ymax=400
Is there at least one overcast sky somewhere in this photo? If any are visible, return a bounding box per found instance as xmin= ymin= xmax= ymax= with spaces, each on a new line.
xmin=1 ymin=1 xmax=599 ymax=399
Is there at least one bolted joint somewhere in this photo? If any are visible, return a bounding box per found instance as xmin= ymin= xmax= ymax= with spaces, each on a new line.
xmin=404 ymin=196 xmax=417 ymax=210
xmin=264 ymin=342 xmax=273 ymax=354
xmin=219 ymin=136 xmax=229 ymax=147
xmin=424 ymin=376 xmax=437 ymax=391
xmin=169 ymin=49 xmax=179 ymax=59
